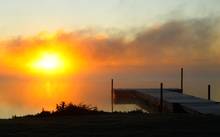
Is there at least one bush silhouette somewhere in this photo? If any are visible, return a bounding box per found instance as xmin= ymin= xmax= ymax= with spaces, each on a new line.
xmin=54 ymin=102 xmax=99 ymax=115
xmin=12 ymin=101 xmax=144 ymax=119
xmin=29 ymin=101 xmax=103 ymax=118
xmin=56 ymin=101 xmax=66 ymax=112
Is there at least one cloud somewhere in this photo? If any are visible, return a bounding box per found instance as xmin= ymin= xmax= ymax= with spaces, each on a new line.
xmin=130 ymin=18 xmax=220 ymax=65
xmin=1 ymin=17 xmax=220 ymax=74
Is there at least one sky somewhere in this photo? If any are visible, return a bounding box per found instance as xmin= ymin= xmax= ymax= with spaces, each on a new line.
xmin=0 ymin=0 xmax=220 ymax=118
xmin=0 ymin=0 xmax=220 ymax=38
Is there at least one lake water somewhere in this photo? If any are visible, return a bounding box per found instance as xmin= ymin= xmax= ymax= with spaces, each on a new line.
xmin=0 ymin=67 xmax=220 ymax=118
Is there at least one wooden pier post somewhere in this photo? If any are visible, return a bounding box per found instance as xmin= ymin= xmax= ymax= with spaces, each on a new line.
xmin=208 ymin=84 xmax=211 ymax=100
xmin=160 ymin=83 xmax=163 ymax=112
xmin=181 ymin=68 xmax=183 ymax=94
xmin=111 ymin=79 xmax=114 ymax=113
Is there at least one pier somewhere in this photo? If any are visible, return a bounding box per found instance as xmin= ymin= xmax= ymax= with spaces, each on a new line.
xmin=114 ymin=88 xmax=220 ymax=115
xmin=112 ymin=68 xmax=220 ymax=115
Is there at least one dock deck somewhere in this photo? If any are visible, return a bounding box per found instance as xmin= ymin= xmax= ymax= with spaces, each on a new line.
xmin=114 ymin=89 xmax=220 ymax=115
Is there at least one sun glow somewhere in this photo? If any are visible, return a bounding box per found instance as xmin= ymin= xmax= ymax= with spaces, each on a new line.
xmin=36 ymin=54 xmax=60 ymax=69
xmin=31 ymin=52 xmax=66 ymax=73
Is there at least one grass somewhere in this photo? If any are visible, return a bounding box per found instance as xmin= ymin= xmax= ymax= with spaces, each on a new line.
xmin=1 ymin=102 xmax=220 ymax=137
xmin=1 ymin=113 xmax=220 ymax=137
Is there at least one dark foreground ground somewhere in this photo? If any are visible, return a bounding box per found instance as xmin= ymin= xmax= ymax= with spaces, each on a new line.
xmin=0 ymin=113 xmax=220 ymax=137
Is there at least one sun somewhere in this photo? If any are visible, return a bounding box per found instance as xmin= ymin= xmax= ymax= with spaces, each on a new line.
xmin=36 ymin=54 xmax=60 ymax=70
xmin=32 ymin=52 xmax=64 ymax=73
xmin=28 ymin=50 xmax=80 ymax=74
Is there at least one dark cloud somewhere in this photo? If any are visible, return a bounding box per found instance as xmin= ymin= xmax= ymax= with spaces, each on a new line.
xmin=1 ymin=17 xmax=220 ymax=71
xmin=73 ymin=17 xmax=220 ymax=66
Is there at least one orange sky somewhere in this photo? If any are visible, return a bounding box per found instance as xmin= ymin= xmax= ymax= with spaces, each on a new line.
xmin=1 ymin=18 xmax=220 ymax=118
xmin=1 ymin=18 xmax=220 ymax=76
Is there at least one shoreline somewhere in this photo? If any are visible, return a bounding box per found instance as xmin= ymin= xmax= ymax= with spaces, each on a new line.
xmin=0 ymin=113 xmax=220 ymax=137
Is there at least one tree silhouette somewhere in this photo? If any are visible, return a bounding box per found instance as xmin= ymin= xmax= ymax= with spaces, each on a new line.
xmin=56 ymin=101 xmax=66 ymax=112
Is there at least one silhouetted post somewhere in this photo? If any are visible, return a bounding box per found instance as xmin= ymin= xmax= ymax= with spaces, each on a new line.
xmin=181 ymin=68 xmax=183 ymax=94
xmin=160 ymin=83 xmax=163 ymax=112
xmin=208 ymin=84 xmax=211 ymax=100
xmin=111 ymin=79 xmax=114 ymax=113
